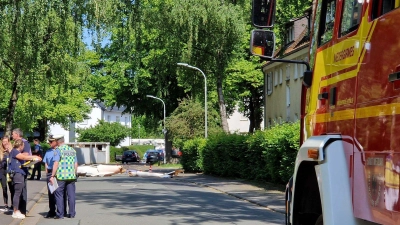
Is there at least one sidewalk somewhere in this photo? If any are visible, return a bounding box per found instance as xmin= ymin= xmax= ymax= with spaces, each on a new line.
xmin=17 ymin=169 xmax=286 ymax=225
xmin=175 ymin=172 xmax=286 ymax=214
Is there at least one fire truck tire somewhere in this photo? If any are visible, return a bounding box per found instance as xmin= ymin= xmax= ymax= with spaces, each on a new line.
xmin=315 ymin=215 xmax=323 ymax=225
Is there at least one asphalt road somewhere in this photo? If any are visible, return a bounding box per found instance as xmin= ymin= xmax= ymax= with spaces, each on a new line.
xmin=23 ymin=174 xmax=284 ymax=225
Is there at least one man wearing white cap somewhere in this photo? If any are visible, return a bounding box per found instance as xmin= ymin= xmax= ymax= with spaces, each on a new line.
xmin=49 ymin=135 xmax=78 ymax=219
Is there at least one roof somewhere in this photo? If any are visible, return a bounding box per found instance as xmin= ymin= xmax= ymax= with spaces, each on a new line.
xmin=262 ymin=26 xmax=310 ymax=68
xmin=94 ymin=101 xmax=127 ymax=113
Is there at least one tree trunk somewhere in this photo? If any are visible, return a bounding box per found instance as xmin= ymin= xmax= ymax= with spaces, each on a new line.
xmin=217 ymin=74 xmax=229 ymax=132
xmin=248 ymin=96 xmax=255 ymax=133
xmin=5 ymin=74 xmax=19 ymax=136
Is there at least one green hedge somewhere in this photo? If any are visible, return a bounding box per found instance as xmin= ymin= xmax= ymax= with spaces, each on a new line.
xmin=180 ymin=138 xmax=206 ymax=172
xmin=181 ymin=122 xmax=300 ymax=184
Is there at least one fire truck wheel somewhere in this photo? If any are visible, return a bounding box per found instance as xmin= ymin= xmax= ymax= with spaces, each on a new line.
xmin=315 ymin=215 xmax=323 ymax=225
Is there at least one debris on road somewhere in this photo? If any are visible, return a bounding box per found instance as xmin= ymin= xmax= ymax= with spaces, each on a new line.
xmin=77 ymin=164 xmax=125 ymax=177
xmin=127 ymin=169 xmax=184 ymax=178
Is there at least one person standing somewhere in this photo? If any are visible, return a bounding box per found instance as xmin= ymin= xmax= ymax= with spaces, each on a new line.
xmin=11 ymin=128 xmax=32 ymax=215
xmin=0 ymin=136 xmax=13 ymax=212
xmin=50 ymin=135 xmax=77 ymax=219
xmin=43 ymin=135 xmax=59 ymax=218
xmin=29 ymin=139 xmax=43 ymax=180
xmin=9 ymin=139 xmax=42 ymax=219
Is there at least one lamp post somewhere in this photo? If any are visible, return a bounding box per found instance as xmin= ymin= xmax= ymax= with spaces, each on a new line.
xmin=146 ymin=95 xmax=167 ymax=164
xmin=177 ymin=63 xmax=208 ymax=138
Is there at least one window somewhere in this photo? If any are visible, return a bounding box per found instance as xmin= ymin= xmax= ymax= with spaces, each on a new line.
xmin=340 ymin=0 xmax=362 ymax=36
xmin=373 ymin=0 xmax=399 ymax=19
xmin=274 ymin=71 xmax=278 ymax=86
xmin=267 ymin=72 xmax=273 ymax=95
xmin=125 ymin=117 xmax=128 ymax=127
xmin=107 ymin=115 xmax=111 ymax=122
xmin=294 ymin=62 xmax=298 ymax=79
xmin=279 ymin=69 xmax=283 ymax=84
xmin=286 ymin=86 xmax=291 ymax=107
xmin=319 ymin=0 xmax=336 ymax=45
xmin=286 ymin=26 xmax=294 ymax=44
xmin=116 ymin=116 xmax=120 ymax=123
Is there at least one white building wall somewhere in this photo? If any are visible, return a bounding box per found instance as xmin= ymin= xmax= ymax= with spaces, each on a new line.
xmin=227 ymin=106 xmax=264 ymax=134
xmin=263 ymin=48 xmax=308 ymax=129
xmin=49 ymin=103 xmax=132 ymax=146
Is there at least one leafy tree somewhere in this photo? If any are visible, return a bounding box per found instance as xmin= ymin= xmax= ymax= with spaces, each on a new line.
xmin=165 ymin=98 xmax=222 ymax=148
xmin=76 ymin=120 xmax=130 ymax=146
xmin=225 ymin=57 xmax=264 ymax=133
xmin=171 ymin=0 xmax=247 ymax=133
xmin=0 ymin=0 xmax=123 ymax=135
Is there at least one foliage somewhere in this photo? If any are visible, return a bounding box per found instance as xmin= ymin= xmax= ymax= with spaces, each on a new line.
xmin=76 ymin=120 xmax=130 ymax=146
xmin=181 ymin=138 xmax=206 ymax=172
xmin=0 ymin=0 xmax=121 ymax=134
xmin=262 ymin=122 xmax=300 ymax=182
xmin=165 ymin=98 xmax=222 ymax=148
xmin=225 ymin=56 xmax=264 ymax=132
xmin=183 ymin=121 xmax=300 ymax=184
xmin=202 ymin=133 xmax=248 ymax=177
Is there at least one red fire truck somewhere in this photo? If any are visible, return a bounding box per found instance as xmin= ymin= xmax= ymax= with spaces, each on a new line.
xmin=251 ymin=0 xmax=400 ymax=224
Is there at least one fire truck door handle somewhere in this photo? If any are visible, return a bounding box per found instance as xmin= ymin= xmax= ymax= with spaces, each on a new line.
xmin=318 ymin=92 xmax=329 ymax=100
xmin=329 ymin=87 xmax=336 ymax=106
xmin=389 ymin=71 xmax=400 ymax=82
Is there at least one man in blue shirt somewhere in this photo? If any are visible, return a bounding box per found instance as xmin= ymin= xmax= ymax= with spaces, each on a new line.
xmin=43 ymin=135 xmax=59 ymax=218
xmin=11 ymin=128 xmax=32 ymax=215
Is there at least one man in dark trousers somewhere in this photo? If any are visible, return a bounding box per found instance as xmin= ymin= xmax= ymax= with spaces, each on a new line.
xmin=29 ymin=139 xmax=42 ymax=180
xmin=11 ymin=128 xmax=32 ymax=215
xmin=50 ymin=135 xmax=78 ymax=219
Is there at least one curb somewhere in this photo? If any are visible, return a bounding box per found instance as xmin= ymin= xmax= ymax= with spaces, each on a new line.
xmin=177 ymin=178 xmax=286 ymax=215
xmin=9 ymin=185 xmax=47 ymax=225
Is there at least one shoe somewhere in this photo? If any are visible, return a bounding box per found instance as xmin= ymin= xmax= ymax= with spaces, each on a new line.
xmin=54 ymin=216 xmax=64 ymax=219
xmin=12 ymin=211 xmax=25 ymax=219
xmin=68 ymin=215 xmax=75 ymax=218
xmin=44 ymin=213 xmax=56 ymax=218
xmin=28 ymin=178 xmax=34 ymax=180
xmin=0 ymin=206 xmax=9 ymax=212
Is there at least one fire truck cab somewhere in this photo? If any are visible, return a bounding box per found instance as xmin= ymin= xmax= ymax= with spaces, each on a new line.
xmin=251 ymin=0 xmax=400 ymax=224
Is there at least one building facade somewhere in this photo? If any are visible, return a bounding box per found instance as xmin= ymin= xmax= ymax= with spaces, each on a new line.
xmin=49 ymin=102 xmax=132 ymax=146
xmin=262 ymin=16 xmax=310 ymax=129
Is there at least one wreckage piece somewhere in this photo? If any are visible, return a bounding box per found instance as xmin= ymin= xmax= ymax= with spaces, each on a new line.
xmin=127 ymin=170 xmax=171 ymax=178
xmin=127 ymin=169 xmax=185 ymax=178
xmin=77 ymin=164 xmax=125 ymax=177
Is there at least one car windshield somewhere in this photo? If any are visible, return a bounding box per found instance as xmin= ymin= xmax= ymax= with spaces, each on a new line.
xmin=124 ymin=151 xmax=135 ymax=155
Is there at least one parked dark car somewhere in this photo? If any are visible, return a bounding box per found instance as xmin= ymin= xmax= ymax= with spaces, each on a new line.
xmin=156 ymin=149 xmax=164 ymax=161
xmin=122 ymin=150 xmax=140 ymax=163
xmin=145 ymin=150 xmax=161 ymax=164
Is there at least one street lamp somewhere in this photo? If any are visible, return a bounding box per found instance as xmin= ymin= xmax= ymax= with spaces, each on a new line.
xmin=177 ymin=63 xmax=208 ymax=138
xmin=146 ymin=95 xmax=167 ymax=164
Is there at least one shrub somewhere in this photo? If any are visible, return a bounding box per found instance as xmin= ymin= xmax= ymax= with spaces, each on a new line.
xmin=181 ymin=138 xmax=206 ymax=172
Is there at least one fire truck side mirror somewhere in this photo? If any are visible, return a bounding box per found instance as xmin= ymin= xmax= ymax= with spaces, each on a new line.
xmin=250 ymin=29 xmax=275 ymax=59
xmin=252 ymin=0 xmax=276 ymax=28
xmin=302 ymin=70 xmax=313 ymax=87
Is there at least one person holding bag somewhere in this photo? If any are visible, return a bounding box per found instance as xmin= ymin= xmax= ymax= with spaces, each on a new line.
xmin=9 ymin=139 xmax=42 ymax=219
